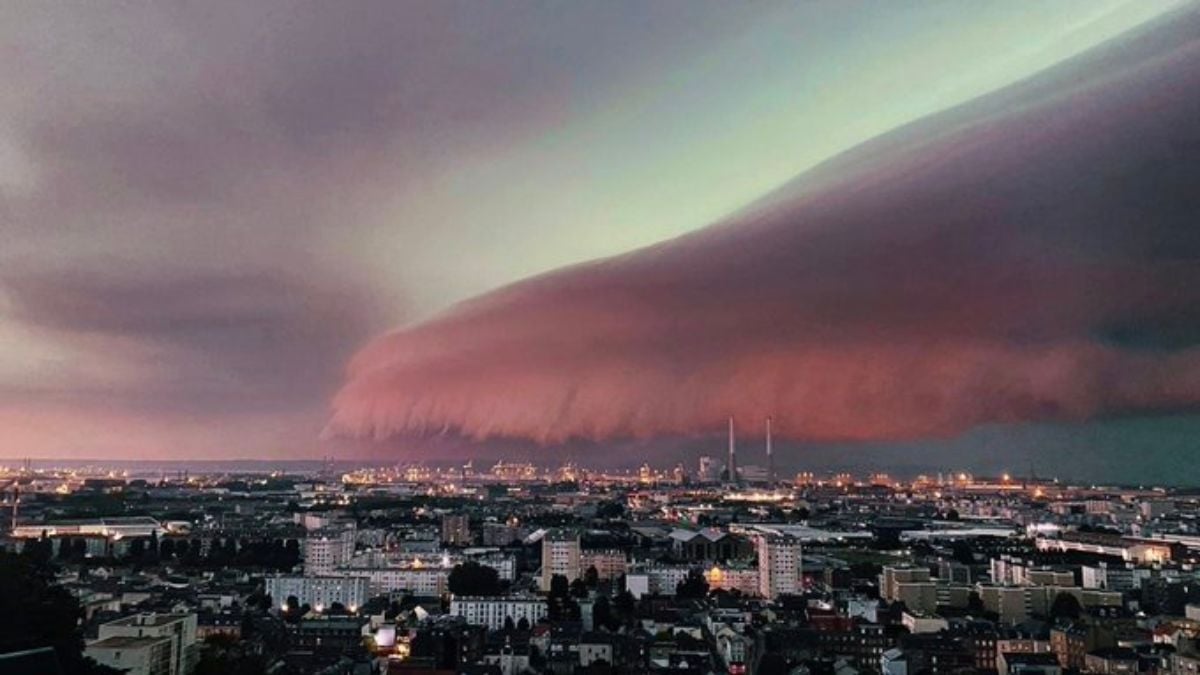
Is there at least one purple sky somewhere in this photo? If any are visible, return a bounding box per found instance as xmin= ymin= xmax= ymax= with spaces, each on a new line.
xmin=0 ymin=1 xmax=1193 ymax=462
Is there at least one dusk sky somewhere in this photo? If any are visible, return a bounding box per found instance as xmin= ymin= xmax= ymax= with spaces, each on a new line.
xmin=1 ymin=1 xmax=1196 ymax=477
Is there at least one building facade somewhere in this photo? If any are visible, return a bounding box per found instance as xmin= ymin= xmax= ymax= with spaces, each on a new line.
xmin=541 ymin=529 xmax=582 ymax=591
xmin=756 ymin=535 xmax=801 ymax=599
xmin=304 ymin=527 xmax=356 ymax=575
xmin=88 ymin=613 xmax=197 ymax=675
xmin=442 ymin=514 xmax=472 ymax=546
xmin=580 ymin=549 xmax=627 ymax=580
xmin=450 ymin=596 xmax=548 ymax=630
xmin=266 ymin=575 xmax=368 ymax=611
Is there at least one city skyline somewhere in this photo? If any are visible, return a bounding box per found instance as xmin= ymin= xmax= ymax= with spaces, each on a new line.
xmin=0 ymin=1 xmax=1197 ymax=484
xmin=6 ymin=5 xmax=1200 ymax=670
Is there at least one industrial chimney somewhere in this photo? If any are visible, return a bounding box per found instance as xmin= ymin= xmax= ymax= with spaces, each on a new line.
xmin=727 ymin=416 xmax=738 ymax=485
xmin=766 ymin=416 xmax=774 ymax=483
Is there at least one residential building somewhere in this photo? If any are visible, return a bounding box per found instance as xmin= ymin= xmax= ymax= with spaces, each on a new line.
xmin=449 ymin=596 xmax=548 ymax=630
xmin=756 ymin=534 xmax=801 ymax=599
xmin=580 ymin=549 xmax=627 ymax=580
xmin=1000 ymin=652 xmax=1062 ymax=675
xmin=89 ymin=613 xmax=197 ymax=675
xmin=882 ymin=565 xmax=937 ymax=614
xmin=441 ymin=514 xmax=472 ymax=547
xmin=1051 ymin=623 xmax=1115 ymax=671
xmin=704 ymin=564 xmax=760 ymax=596
xmin=903 ymin=611 xmax=949 ymax=634
xmin=541 ymin=529 xmax=582 ymax=591
xmin=304 ymin=527 xmax=356 ymax=575
xmin=265 ymin=575 xmax=368 ymax=611
xmin=1084 ymin=647 xmax=1139 ymax=675
xmin=86 ymin=636 xmax=173 ymax=675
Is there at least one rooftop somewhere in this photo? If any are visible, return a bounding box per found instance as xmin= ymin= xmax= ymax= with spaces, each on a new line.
xmin=89 ymin=635 xmax=172 ymax=649
xmin=1004 ymin=652 xmax=1061 ymax=666
xmin=109 ymin=613 xmax=190 ymax=627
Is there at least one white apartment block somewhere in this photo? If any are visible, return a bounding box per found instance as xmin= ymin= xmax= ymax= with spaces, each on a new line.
xmin=625 ymin=563 xmax=693 ymax=597
xmin=541 ymin=529 xmax=582 ymax=591
xmin=317 ymin=552 xmax=512 ymax=598
xmin=881 ymin=565 xmax=932 ymax=598
xmin=1081 ymin=562 xmax=1137 ymax=591
xmin=449 ymin=596 xmax=548 ymax=630
xmin=347 ymin=566 xmax=450 ymax=597
xmin=304 ymin=527 xmax=356 ymax=575
xmin=757 ymin=535 xmax=801 ymax=599
xmin=266 ymin=575 xmax=368 ymax=611
xmin=704 ymin=564 xmax=760 ymax=596
xmin=87 ymin=613 xmax=197 ymax=675
xmin=580 ymin=549 xmax=627 ymax=580
xmin=86 ymin=636 xmax=174 ymax=675
xmin=468 ymin=551 xmax=517 ymax=581
xmin=978 ymin=584 xmax=1122 ymax=624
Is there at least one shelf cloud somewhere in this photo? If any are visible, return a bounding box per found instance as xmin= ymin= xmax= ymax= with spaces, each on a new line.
xmin=329 ymin=8 xmax=1200 ymax=446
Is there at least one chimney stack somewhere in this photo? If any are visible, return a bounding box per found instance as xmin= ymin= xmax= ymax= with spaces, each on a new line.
xmin=766 ymin=417 xmax=774 ymax=483
xmin=727 ymin=416 xmax=738 ymax=485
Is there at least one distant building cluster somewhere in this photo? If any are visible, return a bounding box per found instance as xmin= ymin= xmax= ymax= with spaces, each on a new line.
xmin=4 ymin=460 xmax=1200 ymax=675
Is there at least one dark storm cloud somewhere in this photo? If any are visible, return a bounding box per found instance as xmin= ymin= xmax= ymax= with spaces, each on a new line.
xmin=329 ymin=7 xmax=1200 ymax=446
xmin=0 ymin=1 xmax=766 ymax=456
xmin=0 ymin=0 xmax=1186 ymax=461
xmin=5 ymin=1 xmax=760 ymax=214
xmin=1 ymin=268 xmax=372 ymax=413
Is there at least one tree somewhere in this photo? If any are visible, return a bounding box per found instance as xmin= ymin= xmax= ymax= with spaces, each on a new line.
xmin=614 ymin=589 xmax=636 ymax=622
xmin=570 ymin=578 xmax=589 ymax=598
xmin=284 ymin=539 xmax=301 ymax=569
xmin=676 ymin=569 xmax=709 ymax=599
xmin=548 ymin=574 xmax=581 ymax=621
xmin=578 ymin=659 xmax=613 ymax=675
xmin=255 ymin=593 xmax=273 ymax=612
xmin=361 ymin=595 xmax=392 ymax=616
xmin=550 ymin=574 xmax=569 ymax=597
xmin=0 ymin=551 xmax=122 ymax=674
xmin=193 ymin=634 xmax=270 ymax=675
xmin=1050 ymin=592 xmax=1082 ymax=620
xmin=596 ymin=500 xmax=626 ymax=520
xmin=517 ymin=617 xmax=530 ymax=631
xmin=592 ymin=595 xmax=616 ymax=631
xmin=71 ymin=538 xmax=87 ymax=562
xmin=448 ymin=561 xmax=502 ymax=596
xmin=967 ymin=591 xmax=985 ymax=613
xmin=951 ymin=540 xmax=975 ymax=565
xmin=584 ymin=565 xmax=600 ymax=588
xmin=759 ymin=653 xmax=791 ymax=675
xmin=503 ymin=615 xmax=516 ymax=631
xmin=26 ymin=533 xmax=53 ymax=568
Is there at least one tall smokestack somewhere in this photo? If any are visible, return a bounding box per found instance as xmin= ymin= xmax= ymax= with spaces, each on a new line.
xmin=727 ymin=416 xmax=738 ymax=485
xmin=766 ymin=416 xmax=774 ymax=483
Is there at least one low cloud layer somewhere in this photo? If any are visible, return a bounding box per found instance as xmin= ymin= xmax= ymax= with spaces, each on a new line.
xmin=329 ymin=8 xmax=1200 ymax=446
xmin=0 ymin=1 xmax=1185 ymax=460
xmin=1 ymin=269 xmax=370 ymax=411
